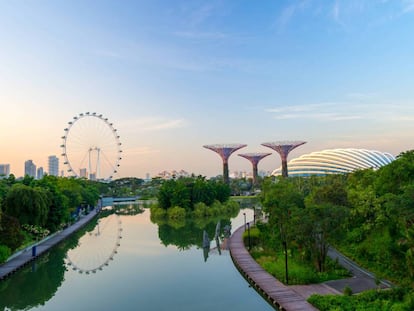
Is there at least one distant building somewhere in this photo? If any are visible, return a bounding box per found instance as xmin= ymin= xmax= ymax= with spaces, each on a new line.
xmin=0 ymin=164 xmax=10 ymax=178
xmin=79 ymin=168 xmax=88 ymax=178
xmin=157 ymin=169 xmax=190 ymax=179
xmin=37 ymin=167 xmax=44 ymax=179
xmin=48 ymin=155 xmax=59 ymax=176
xmin=24 ymin=160 xmax=36 ymax=178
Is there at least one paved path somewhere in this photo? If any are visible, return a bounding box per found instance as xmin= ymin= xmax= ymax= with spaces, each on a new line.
xmin=0 ymin=209 xmax=99 ymax=280
xmin=229 ymin=222 xmax=394 ymax=310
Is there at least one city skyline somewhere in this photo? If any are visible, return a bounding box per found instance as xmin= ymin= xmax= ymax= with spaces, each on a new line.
xmin=1 ymin=1 xmax=414 ymax=179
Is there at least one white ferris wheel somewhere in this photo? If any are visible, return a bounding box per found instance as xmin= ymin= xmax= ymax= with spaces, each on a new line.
xmin=61 ymin=112 xmax=122 ymax=180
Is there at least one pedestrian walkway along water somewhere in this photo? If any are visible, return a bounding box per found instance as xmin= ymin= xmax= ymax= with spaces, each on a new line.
xmin=0 ymin=210 xmax=99 ymax=280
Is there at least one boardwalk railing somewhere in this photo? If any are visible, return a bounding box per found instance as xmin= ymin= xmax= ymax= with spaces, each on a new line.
xmin=229 ymin=222 xmax=317 ymax=311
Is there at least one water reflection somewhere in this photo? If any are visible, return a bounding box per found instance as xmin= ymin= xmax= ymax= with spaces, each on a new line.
xmin=0 ymin=205 xmax=274 ymax=311
xmin=65 ymin=212 xmax=122 ymax=274
xmin=0 ymin=204 xmax=143 ymax=311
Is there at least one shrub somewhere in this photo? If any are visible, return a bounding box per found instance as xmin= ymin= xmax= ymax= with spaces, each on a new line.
xmin=0 ymin=244 xmax=11 ymax=264
xmin=344 ymin=285 xmax=353 ymax=296
xmin=243 ymin=226 xmax=261 ymax=248
xmin=149 ymin=206 xmax=167 ymax=222
xmin=167 ymin=206 xmax=186 ymax=219
xmin=193 ymin=202 xmax=209 ymax=217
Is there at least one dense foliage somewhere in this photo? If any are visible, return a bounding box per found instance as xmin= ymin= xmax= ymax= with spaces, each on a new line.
xmin=308 ymin=288 xmax=414 ymax=311
xmin=157 ymin=176 xmax=231 ymax=211
xmin=0 ymin=174 xmax=101 ymax=261
xmin=255 ymin=150 xmax=414 ymax=306
xmin=258 ymin=150 xmax=414 ymax=287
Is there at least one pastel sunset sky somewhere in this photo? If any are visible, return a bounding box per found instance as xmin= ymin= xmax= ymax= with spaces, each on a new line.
xmin=1 ymin=0 xmax=413 ymax=178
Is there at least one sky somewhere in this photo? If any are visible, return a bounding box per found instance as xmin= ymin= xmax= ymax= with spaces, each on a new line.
xmin=1 ymin=0 xmax=414 ymax=179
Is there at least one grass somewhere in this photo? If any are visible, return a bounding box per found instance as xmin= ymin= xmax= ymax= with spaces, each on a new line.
xmin=250 ymin=248 xmax=350 ymax=285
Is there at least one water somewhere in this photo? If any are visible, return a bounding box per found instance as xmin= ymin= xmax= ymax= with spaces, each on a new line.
xmin=0 ymin=207 xmax=274 ymax=311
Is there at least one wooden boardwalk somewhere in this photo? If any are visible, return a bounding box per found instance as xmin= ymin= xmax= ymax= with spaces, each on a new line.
xmin=229 ymin=222 xmax=318 ymax=311
xmin=0 ymin=209 xmax=99 ymax=280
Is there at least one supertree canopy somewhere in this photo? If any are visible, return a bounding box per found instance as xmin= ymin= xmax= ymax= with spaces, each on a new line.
xmin=238 ymin=153 xmax=271 ymax=186
xmin=203 ymin=144 xmax=247 ymax=184
xmin=261 ymin=141 xmax=306 ymax=177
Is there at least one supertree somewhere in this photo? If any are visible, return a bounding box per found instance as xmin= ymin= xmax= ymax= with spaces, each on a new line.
xmin=203 ymin=144 xmax=247 ymax=184
xmin=261 ymin=141 xmax=306 ymax=177
xmin=238 ymin=153 xmax=271 ymax=186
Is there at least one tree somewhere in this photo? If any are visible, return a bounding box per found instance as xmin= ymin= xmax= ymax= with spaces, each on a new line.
xmin=0 ymin=213 xmax=24 ymax=251
xmin=261 ymin=178 xmax=304 ymax=284
xmin=296 ymin=203 xmax=347 ymax=272
xmin=3 ymin=184 xmax=49 ymax=226
xmin=35 ymin=175 xmax=69 ymax=232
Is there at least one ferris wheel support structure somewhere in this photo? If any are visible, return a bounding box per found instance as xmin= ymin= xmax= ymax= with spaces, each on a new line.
xmin=60 ymin=112 xmax=122 ymax=181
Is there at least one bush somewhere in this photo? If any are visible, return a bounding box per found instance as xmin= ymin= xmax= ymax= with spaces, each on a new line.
xmin=308 ymin=288 xmax=414 ymax=311
xmin=167 ymin=206 xmax=186 ymax=219
xmin=0 ymin=244 xmax=11 ymax=264
xmin=149 ymin=206 xmax=167 ymax=222
xmin=193 ymin=202 xmax=209 ymax=217
xmin=344 ymin=285 xmax=353 ymax=296
xmin=243 ymin=226 xmax=261 ymax=248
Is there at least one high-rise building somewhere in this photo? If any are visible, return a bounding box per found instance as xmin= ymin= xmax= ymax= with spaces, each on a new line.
xmin=0 ymin=164 xmax=10 ymax=177
xmin=79 ymin=168 xmax=88 ymax=178
xmin=48 ymin=155 xmax=59 ymax=176
xmin=24 ymin=160 xmax=36 ymax=178
xmin=37 ymin=167 xmax=44 ymax=179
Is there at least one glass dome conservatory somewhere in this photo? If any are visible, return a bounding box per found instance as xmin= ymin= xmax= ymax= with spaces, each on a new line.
xmin=271 ymin=148 xmax=395 ymax=177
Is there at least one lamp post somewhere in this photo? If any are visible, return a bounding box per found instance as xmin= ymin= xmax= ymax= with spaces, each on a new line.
xmin=243 ymin=212 xmax=246 ymax=231
xmin=247 ymin=223 xmax=251 ymax=251
xmin=253 ymin=206 xmax=256 ymax=225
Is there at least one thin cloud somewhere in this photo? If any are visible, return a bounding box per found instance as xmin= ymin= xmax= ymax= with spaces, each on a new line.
xmin=172 ymin=31 xmax=228 ymax=40
xmin=276 ymin=0 xmax=310 ymax=31
xmin=120 ymin=117 xmax=188 ymax=132
xmin=267 ymin=101 xmax=414 ymax=123
xmin=123 ymin=146 xmax=160 ymax=155
xmin=402 ymin=0 xmax=414 ymax=13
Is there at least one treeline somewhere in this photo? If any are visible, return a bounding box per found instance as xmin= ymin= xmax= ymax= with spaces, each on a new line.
xmin=259 ymin=150 xmax=414 ymax=287
xmin=157 ymin=176 xmax=231 ymax=210
xmin=0 ymin=175 xmax=103 ymax=262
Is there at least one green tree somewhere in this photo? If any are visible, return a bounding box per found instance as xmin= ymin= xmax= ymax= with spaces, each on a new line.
xmin=3 ymin=184 xmax=49 ymax=226
xmin=296 ymin=203 xmax=347 ymax=272
xmin=35 ymin=176 xmax=69 ymax=232
xmin=261 ymin=178 xmax=304 ymax=284
xmin=0 ymin=214 xmax=24 ymax=251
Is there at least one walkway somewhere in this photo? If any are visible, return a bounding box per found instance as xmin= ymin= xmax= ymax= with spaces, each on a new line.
xmin=228 ymin=222 xmax=393 ymax=310
xmin=229 ymin=222 xmax=318 ymax=311
xmin=0 ymin=209 xmax=99 ymax=280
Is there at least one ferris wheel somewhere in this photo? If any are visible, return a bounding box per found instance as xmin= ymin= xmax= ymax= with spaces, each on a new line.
xmin=65 ymin=213 xmax=123 ymax=274
xmin=61 ymin=112 xmax=122 ymax=180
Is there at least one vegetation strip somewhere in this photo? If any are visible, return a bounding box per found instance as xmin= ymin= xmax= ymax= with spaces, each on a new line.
xmin=0 ymin=210 xmax=98 ymax=280
xmin=229 ymin=222 xmax=317 ymax=311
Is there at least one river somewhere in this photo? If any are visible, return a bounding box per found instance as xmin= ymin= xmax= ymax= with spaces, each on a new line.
xmin=0 ymin=205 xmax=275 ymax=311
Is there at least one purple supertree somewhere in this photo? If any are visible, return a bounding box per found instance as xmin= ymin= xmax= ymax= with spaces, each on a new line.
xmin=238 ymin=153 xmax=271 ymax=186
xmin=261 ymin=141 xmax=306 ymax=177
xmin=203 ymin=144 xmax=247 ymax=184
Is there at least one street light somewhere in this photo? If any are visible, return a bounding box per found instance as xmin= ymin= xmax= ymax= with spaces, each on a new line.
xmin=243 ymin=213 xmax=246 ymax=231
xmin=247 ymin=223 xmax=251 ymax=251
xmin=253 ymin=206 xmax=256 ymax=225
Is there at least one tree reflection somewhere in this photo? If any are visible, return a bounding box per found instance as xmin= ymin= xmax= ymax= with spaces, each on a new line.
xmin=156 ymin=217 xmax=232 ymax=256
xmin=0 ymin=204 xmax=135 ymax=311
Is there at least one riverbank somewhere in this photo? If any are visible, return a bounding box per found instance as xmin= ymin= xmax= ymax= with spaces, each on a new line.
xmin=0 ymin=209 xmax=99 ymax=280
xmin=229 ymin=222 xmax=318 ymax=311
